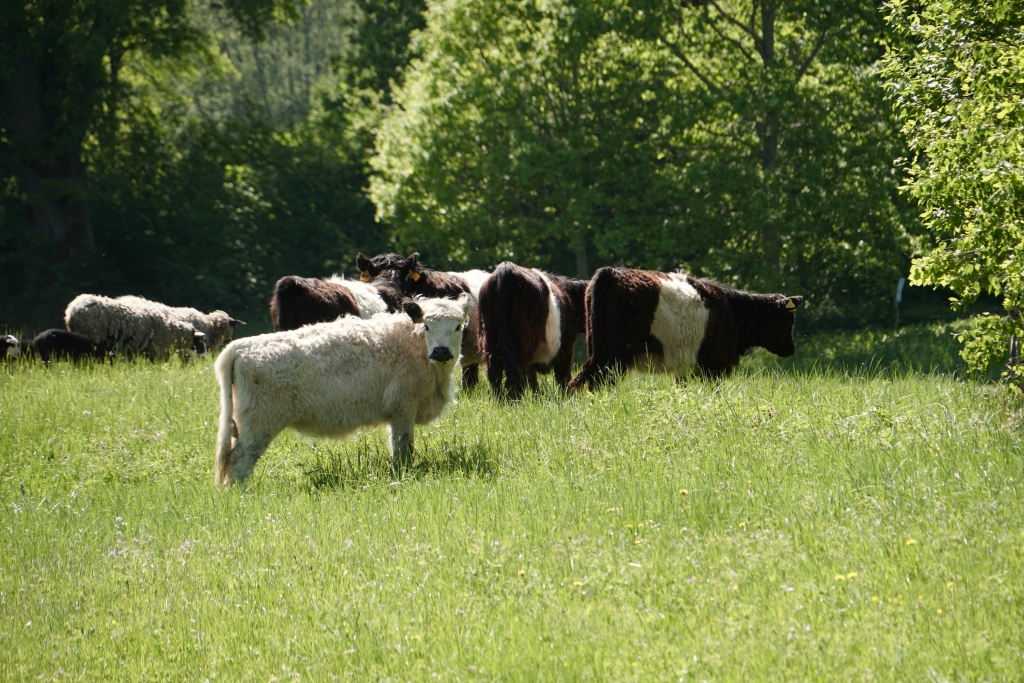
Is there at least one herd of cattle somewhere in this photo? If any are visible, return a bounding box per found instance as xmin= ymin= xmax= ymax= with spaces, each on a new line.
xmin=2 ymin=252 xmax=804 ymax=484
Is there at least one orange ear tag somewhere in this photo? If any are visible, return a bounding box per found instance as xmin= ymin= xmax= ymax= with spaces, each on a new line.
xmin=410 ymin=271 xmax=421 ymax=282
xmin=360 ymin=271 xmax=371 ymax=282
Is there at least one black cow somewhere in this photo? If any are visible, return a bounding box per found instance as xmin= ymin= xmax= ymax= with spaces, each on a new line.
xmin=269 ymin=274 xmax=406 ymax=332
xmin=356 ymin=252 xmax=491 ymax=388
xmin=476 ymin=262 xmax=587 ymax=399
xmin=568 ymin=268 xmax=803 ymax=391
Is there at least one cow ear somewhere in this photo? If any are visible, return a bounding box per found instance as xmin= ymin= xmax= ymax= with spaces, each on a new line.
xmin=403 ymin=300 xmax=424 ymax=323
xmin=785 ymin=296 xmax=804 ymax=311
xmin=457 ymin=292 xmax=473 ymax=318
xmin=229 ymin=318 xmax=245 ymax=327
xmin=355 ymin=253 xmax=374 ymax=278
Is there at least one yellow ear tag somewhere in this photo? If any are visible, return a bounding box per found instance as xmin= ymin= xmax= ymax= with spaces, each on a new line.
xmin=360 ymin=271 xmax=371 ymax=282
xmin=410 ymin=271 xmax=421 ymax=282
xmin=786 ymin=300 xmax=797 ymax=311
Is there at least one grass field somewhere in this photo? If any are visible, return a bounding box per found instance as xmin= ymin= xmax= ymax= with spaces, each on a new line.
xmin=1 ymin=324 xmax=1022 ymax=681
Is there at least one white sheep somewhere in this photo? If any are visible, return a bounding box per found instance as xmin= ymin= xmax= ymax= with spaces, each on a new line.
xmin=214 ymin=295 xmax=472 ymax=485
xmin=116 ymin=296 xmax=244 ymax=350
xmin=65 ymin=294 xmax=207 ymax=361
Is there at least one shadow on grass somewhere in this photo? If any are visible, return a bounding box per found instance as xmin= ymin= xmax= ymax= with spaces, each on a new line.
xmin=302 ymin=436 xmax=497 ymax=492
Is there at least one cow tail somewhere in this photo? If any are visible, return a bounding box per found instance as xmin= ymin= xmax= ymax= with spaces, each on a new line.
xmin=214 ymin=343 xmax=237 ymax=485
xmin=568 ymin=267 xmax=614 ymax=392
xmin=494 ymin=268 xmax=527 ymax=392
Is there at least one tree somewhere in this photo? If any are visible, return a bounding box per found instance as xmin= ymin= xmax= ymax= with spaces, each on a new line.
xmin=881 ymin=0 xmax=1024 ymax=373
xmin=0 ymin=0 xmax=292 ymax=281
xmin=370 ymin=0 xmax=918 ymax=324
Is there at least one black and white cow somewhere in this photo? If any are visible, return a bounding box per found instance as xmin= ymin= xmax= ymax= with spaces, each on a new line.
xmin=269 ymin=274 xmax=406 ymax=331
xmin=356 ymin=252 xmax=490 ymax=388
xmin=568 ymin=268 xmax=804 ymax=391
xmin=475 ymin=262 xmax=587 ymax=399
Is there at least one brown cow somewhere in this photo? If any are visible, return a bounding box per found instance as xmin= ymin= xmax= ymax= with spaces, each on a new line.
xmin=476 ymin=262 xmax=587 ymax=399
xmin=269 ymin=274 xmax=406 ymax=332
xmin=568 ymin=268 xmax=803 ymax=391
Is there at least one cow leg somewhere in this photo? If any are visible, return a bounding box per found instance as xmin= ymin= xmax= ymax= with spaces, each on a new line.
xmin=461 ymin=363 xmax=480 ymax=390
xmin=505 ymin=361 xmax=528 ymax=400
xmin=551 ymin=347 xmax=575 ymax=391
xmin=527 ymin=366 xmax=540 ymax=395
xmin=225 ymin=428 xmax=275 ymax=485
xmin=485 ymin=356 xmax=504 ymax=399
xmin=388 ymin=417 xmax=416 ymax=473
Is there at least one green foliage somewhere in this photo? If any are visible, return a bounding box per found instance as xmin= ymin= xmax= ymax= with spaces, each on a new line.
xmin=1 ymin=361 xmax=1022 ymax=678
xmin=371 ymin=0 xmax=919 ymax=325
xmin=881 ymin=0 xmax=1024 ymax=373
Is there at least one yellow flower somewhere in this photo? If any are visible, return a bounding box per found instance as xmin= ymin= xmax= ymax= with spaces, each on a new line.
xmin=518 ymin=569 xmax=526 ymax=577
xmin=731 ymin=584 xmax=739 ymax=591
xmin=871 ymin=596 xmax=879 ymax=603
xmin=947 ymin=581 xmax=954 ymax=588
xmin=834 ymin=574 xmax=846 ymax=582
xmin=573 ymin=581 xmax=582 ymax=586
xmin=679 ymin=488 xmax=689 ymax=495
xmin=936 ymin=608 xmax=943 ymax=614
xmin=847 ymin=572 xmax=857 ymax=579
xmin=739 ymin=521 xmax=746 ymax=528
xmin=418 ymin=560 xmax=426 ymax=566
xmin=634 ymin=539 xmax=642 ymax=545
xmin=906 ymin=539 xmax=917 ymax=546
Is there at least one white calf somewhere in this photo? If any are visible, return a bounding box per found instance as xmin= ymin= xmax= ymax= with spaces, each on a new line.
xmin=214 ymin=295 xmax=472 ymax=484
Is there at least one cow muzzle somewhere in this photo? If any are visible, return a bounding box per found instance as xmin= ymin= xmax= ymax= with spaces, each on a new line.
xmin=429 ymin=346 xmax=454 ymax=362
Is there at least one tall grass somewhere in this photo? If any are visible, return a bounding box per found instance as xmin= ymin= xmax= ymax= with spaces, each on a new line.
xmin=0 ymin=329 xmax=1021 ymax=680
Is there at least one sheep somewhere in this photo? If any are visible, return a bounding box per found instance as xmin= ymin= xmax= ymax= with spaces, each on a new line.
xmin=65 ymin=294 xmax=207 ymax=361
xmin=214 ymin=295 xmax=472 ymax=485
xmin=29 ymin=329 xmax=115 ymax=363
xmin=117 ymin=296 xmax=244 ymax=350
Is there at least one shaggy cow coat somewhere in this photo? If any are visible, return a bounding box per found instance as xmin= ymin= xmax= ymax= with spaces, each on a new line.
xmin=65 ymin=294 xmax=208 ymax=361
xmin=476 ymin=262 xmax=588 ymax=399
xmin=269 ymin=274 xmax=405 ymax=331
xmin=356 ymin=252 xmax=490 ymax=388
xmin=215 ymin=296 xmax=472 ymax=485
xmin=568 ymin=268 xmax=804 ymax=391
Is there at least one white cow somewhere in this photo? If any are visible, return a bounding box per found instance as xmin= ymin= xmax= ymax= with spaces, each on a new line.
xmin=214 ymin=295 xmax=472 ymax=485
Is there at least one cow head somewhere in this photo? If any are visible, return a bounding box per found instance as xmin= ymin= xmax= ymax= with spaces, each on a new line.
xmin=406 ymin=294 xmax=471 ymax=364
xmin=356 ymin=252 xmax=416 ymax=284
xmin=751 ymin=295 xmax=804 ymax=358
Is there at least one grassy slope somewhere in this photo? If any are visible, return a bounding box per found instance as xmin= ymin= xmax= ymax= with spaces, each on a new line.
xmin=1 ymin=325 xmax=1022 ymax=681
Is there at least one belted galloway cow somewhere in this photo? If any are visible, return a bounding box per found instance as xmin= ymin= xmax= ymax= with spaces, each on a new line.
xmin=568 ymin=268 xmax=804 ymax=390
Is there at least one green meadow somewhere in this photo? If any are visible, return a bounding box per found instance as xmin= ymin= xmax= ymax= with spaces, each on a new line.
xmin=1 ymin=324 xmax=1022 ymax=681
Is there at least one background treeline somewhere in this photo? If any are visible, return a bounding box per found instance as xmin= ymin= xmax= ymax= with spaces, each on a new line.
xmin=0 ymin=0 xmax=959 ymax=333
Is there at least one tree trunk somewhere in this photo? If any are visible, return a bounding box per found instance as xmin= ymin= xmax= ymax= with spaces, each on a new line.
xmin=758 ymin=0 xmax=781 ymax=279
xmin=1 ymin=49 xmax=95 ymax=255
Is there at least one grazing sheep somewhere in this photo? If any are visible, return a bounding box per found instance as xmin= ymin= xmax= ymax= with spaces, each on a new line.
xmin=65 ymin=294 xmax=208 ymax=361
xmin=2 ymin=335 xmax=28 ymax=359
xmin=117 ymin=296 xmax=243 ymax=350
xmin=29 ymin=329 xmax=115 ymax=363
xmin=214 ymin=295 xmax=472 ymax=485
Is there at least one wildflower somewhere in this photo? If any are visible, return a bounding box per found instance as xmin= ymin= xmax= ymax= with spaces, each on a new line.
xmin=418 ymin=560 xmax=426 ymax=566
xmin=834 ymin=574 xmax=846 ymax=582
xmin=906 ymin=539 xmax=917 ymax=546
xmin=518 ymin=569 xmax=525 ymax=577
xmin=847 ymin=572 xmax=857 ymax=579
xmin=947 ymin=581 xmax=954 ymax=588
xmin=871 ymin=596 xmax=879 ymax=602
xmin=573 ymin=581 xmax=582 ymax=586
xmin=634 ymin=539 xmax=642 ymax=545
xmin=936 ymin=608 xmax=943 ymax=614
xmin=679 ymin=488 xmax=688 ymax=495
xmin=739 ymin=521 xmax=746 ymax=528
xmin=731 ymin=584 xmax=739 ymax=591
